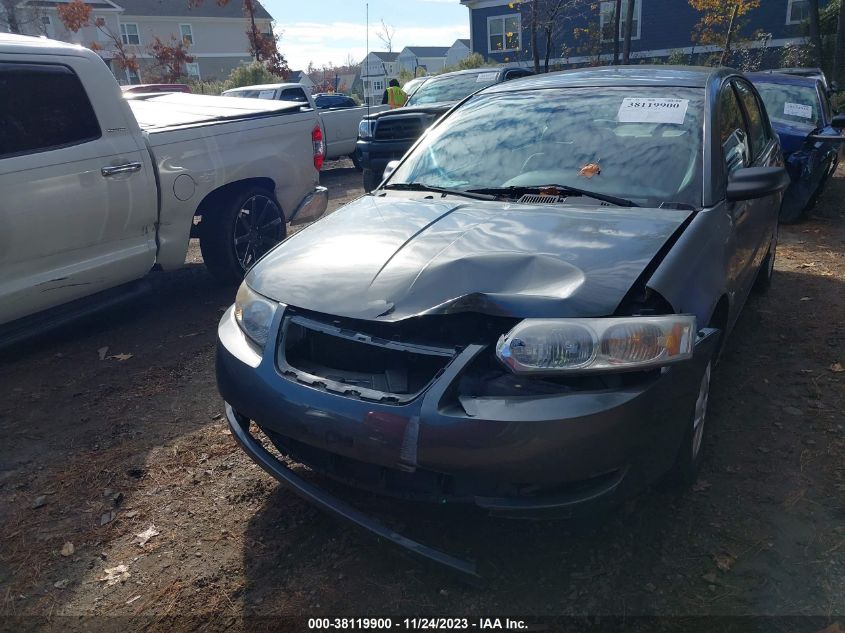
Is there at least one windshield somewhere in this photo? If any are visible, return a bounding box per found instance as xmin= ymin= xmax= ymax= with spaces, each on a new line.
xmin=406 ymin=71 xmax=499 ymax=106
xmin=755 ymin=83 xmax=821 ymax=127
xmin=390 ymin=87 xmax=705 ymax=208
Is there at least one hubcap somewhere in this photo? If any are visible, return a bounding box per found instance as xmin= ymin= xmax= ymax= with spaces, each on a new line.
xmin=233 ymin=195 xmax=283 ymax=271
xmin=692 ymin=362 xmax=711 ymax=460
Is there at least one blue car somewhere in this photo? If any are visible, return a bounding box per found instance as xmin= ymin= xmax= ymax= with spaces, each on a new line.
xmin=748 ymin=72 xmax=845 ymax=223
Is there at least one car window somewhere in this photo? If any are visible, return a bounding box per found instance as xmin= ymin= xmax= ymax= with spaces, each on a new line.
xmin=733 ymin=79 xmax=769 ymax=161
xmin=0 ymin=63 xmax=101 ymax=159
xmin=820 ymin=87 xmax=833 ymax=122
xmin=280 ymin=88 xmax=308 ymax=103
xmin=406 ymin=72 xmax=500 ymax=106
xmin=719 ymin=83 xmax=750 ymax=174
xmin=754 ymin=82 xmax=821 ymax=128
xmin=391 ymin=87 xmax=706 ymax=208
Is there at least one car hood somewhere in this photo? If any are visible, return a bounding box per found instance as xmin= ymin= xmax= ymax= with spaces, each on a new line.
xmin=772 ymin=119 xmax=816 ymax=154
xmin=247 ymin=195 xmax=693 ymax=322
xmin=366 ymin=102 xmax=456 ymax=121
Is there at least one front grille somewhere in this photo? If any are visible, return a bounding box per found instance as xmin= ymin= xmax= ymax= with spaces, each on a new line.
xmin=374 ymin=117 xmax=425 ymax=141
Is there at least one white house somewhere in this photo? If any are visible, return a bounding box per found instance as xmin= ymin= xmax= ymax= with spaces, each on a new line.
xmin=289 ymin=70 xmax=315 ymax=91
xmin=445 ymin=38 xmax=471 ymax=67
xmin=397 ymin=46 xmax=450 ymax=76
xmin=2 ymin=0 xmax=274 ymax=83
xmin=360 ymin=51 xmax=399 ymax=105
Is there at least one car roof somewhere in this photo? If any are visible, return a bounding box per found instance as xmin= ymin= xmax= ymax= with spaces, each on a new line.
xmin=424 ymin=67 xmax=510 ymax=82
xmin=484 ymin=65 xmax=731 ymax=93
xmin=746 ymin=71 xmax=821 ymax=89
xmin=0 ymin=33 xmax=99 ymax=59
xmin=223 ymin=83 xmax=303 ymax=92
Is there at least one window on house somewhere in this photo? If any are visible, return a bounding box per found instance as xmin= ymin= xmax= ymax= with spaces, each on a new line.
xmin=185 ymin=62 xmax=200 ymax=79
xmin=120 ymin=23 xmax=140 ymax=45
xmin=125 ymin=67 xmax=141 ymax=85
xmin=374 ymin=80 xmax=383 ymax=92
xmin=39 ymin=15 xmax=54 ymax=38
xmin=0 ymin=63 xmax=101 ymax=158
xmin=787 ymin=0 xmax=810 ymax=24
xmin=487 ymin=14 xmax=520 ymax=53
xmin=180 ymin=24 xmax=193 ymax=45
xmin=600 ymin=0 xmax=641 ymax=42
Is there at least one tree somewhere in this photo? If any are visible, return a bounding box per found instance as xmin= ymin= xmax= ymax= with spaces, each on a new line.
xmin=808 ymin=0 xmax=823 ymax=67
xmin=688 ymin=0 xmax=761 ymax=65
xmin=836 ymin=0 xmax=845 ymax=85
xmin=376 ymin=19 xmax=395 ymax=53
xmin=147 ymin=35 xmax=194 ymax=82
xmin=56 ymin=0 xmax=139 ymax=78
xmin=612 ymin=0 xmax=622 ymax=64
xmin=512 ymin=0 xmax=589 ymax=73
xmin=1 ymin=0 xmax=51 ymax=34
xmin=622 ymin=0 xmax=636 ymax=63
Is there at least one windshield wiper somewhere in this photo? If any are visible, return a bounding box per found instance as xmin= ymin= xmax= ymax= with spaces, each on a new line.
xmin=466 ymin=184 xmax=639 ymax=208
xmin=382 ymin=182 xmax=495 ymax=201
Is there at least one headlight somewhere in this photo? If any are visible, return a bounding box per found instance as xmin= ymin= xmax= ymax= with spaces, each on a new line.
xmin=358 ymin=119 xmax=376 ymax=140
xmin=496 ymin=316 xmax=696 ymax=374
xmin=234 ymin=282 xmax=277 ymax=348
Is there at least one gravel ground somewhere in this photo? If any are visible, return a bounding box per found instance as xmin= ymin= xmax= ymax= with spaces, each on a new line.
xmin=1 ymin=160 xmax=844 ymax=631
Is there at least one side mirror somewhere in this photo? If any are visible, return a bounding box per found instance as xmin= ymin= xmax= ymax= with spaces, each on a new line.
xmin=831 ymin=114 xmax=845 ymax=129
xmin=726 ymin=166 xmax=790 ymax=202
xmin=383 ymin=160 xmax=401 ymax=182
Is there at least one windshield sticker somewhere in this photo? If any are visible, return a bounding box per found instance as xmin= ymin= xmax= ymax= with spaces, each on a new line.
xmin=784 ymin=102 xmax=813 ymax=119
xmin=578 ymin=163 xmax=601 ymax=178
xmin=617 ymin=98 xmax=689 ymax=124
xmin=476 ymin=72 xmax=498 ymax=83
xmin=258 ymin=90 xmax=275 ymax=99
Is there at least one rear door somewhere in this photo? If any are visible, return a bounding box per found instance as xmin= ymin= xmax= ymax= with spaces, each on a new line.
xmin=0 ymin=56 xmax=157 ymax=325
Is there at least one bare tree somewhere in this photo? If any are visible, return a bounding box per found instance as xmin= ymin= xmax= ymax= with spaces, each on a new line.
xmin=622 ymin=0 xmax=635 ymax=63
xmin=1 ymin=0 xmax=48 ymax=35
xmin=519 ymin=0 xmax=588 ymax=73
xmin=836 ymin=0 xmax=845 ymax=85
xmin=612 ymin=0 xmax=622 ymax=64
xmin=808 ymin=0 xmax=823 ymax=68
xmin=376 ymin=19 xmax=395 ymax=53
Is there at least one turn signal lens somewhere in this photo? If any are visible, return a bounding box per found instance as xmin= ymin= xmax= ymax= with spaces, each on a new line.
xmin=496 ymin=316 xmax=696 ymax=375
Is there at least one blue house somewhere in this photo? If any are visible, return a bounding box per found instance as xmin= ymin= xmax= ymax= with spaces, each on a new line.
xmin=459 ymin=0 xmax=826 ymax=68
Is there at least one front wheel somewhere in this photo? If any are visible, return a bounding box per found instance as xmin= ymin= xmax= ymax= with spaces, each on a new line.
xmin=350 ymin=152 xmax=363 ymax=171
xmin=362 ymin=168 xmax=381 ymax=193
xmin=200 ymin=187 xmax=286 ymax=285
xmin=668 ymin=360 xmax=713 ymax=487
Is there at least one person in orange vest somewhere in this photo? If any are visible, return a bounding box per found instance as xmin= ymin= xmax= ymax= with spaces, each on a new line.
xmin=381 ymin=79 xmax=408 ymax=109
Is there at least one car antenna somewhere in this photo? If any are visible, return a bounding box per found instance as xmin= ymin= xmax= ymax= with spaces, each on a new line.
xmin=365 ymin=2 xmax=370 ymax=118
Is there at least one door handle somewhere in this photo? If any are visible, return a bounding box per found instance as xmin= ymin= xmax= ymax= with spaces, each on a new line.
xmin=101 ymin=162 xmax=142 ymax=177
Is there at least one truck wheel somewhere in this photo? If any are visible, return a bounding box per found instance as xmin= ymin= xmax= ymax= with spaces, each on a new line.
xmin=350 ymin=152 xmax=363 ymax=171
xmin=200 ymin=187 xmax=286 ymax=285
xmin=363 ymin=168 xmax=380 ymax=193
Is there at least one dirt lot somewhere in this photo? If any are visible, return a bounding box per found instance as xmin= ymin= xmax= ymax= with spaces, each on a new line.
xmin=1 ymin=159 xmax=844 ymax=630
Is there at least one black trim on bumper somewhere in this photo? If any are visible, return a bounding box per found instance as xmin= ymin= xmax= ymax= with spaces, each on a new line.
xmin=225 ymin=403 xmax=484 ymax=585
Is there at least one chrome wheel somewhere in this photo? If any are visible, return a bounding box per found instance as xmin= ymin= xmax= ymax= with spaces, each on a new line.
xmin=232 ymin=194 xmax=283 ymax=271
xmin=691 ymin=362 xmax=711 ymax=460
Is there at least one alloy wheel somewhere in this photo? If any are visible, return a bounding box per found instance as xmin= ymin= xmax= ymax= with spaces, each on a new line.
xmin=232 ymin=194 xmax=283 ymax=272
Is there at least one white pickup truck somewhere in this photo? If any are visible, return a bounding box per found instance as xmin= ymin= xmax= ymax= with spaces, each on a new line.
xmin=0 ymin=34 xmax=327 ymax=335
xmin=222 ymin=83 xmax=388 ymax=164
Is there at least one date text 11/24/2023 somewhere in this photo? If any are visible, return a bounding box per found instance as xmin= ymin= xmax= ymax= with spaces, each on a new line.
xmin=307 ymin=618 xmax=529 ymax=630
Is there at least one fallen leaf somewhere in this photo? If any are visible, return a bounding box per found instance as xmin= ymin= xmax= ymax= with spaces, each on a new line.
xmin=133 ymin=525 xmax=160 ymax=548
xmin=99 ymin=564 xmax=130 ymax=586
xmin=32 ymin=495 xmax=47 ymax=509
xmin=126 ymin=595 xmax=141 ymax=605
xmin=54 ymin=579 xmax=70 ymax=590
xmin=830 ymin=362 xmax=845 ymax=373
xmin=800 ymin=297 xmax=813 ymax=302
xmin=692 ymin=479 xmax=712 ymax=492
xmin=97 ymin=346 xmax=109 ymax=361
xmin=701 ymin=572 xmax=717 ymax=584
xmin=60 ymin=542 xmax=74 ymax=557
xmin=578 ymin=163 xmax=601 ymax=178
xmin=108 ymin=353 xmax=133 ymax=362
xmin=100 ymin=511 xmax=115 ymax=526
xmin=714 ymin=552 xmax=736 ymax=572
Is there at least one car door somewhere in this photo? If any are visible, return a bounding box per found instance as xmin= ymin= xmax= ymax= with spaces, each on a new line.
xmin=732 ymin=78 xmax=781 ymax=276
xmin=0 ymin=57 xmax=157 ymax=326
xmin=814 ymin=82 xmax=841 ymax=177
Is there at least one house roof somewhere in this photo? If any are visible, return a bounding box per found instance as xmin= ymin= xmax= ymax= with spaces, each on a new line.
xmin=454 ymin=39 xmax=470 ymax=47
xmin=115 ymin=0 xmax=272 ymax=20
xmin=369 ymin=51 xmax=399 ymax=62
xmin=403 ymin=46 xmax=449 ymax=57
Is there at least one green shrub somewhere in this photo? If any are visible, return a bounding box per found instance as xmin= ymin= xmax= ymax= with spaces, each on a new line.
xmin=226 ymin=62 xmax=284 ymax=89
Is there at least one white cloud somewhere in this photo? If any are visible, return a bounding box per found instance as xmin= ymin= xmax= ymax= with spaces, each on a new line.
xmin=280 ymin=20 xmax=468 ymax=70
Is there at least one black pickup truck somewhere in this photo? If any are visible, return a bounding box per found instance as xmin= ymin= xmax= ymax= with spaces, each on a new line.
xmin=356 ymin=66 xmax=533 ymax=191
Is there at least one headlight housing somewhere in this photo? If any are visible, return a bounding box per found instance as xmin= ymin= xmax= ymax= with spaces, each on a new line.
xmin=234 ymin=282 xmax=277 ymax=348
xmin=496 ymin=316 xmax=696 ymax=374
xmin=358 ymin=119 xmax=376 ymax=140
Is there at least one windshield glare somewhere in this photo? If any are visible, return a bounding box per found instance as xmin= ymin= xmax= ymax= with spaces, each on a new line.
xmin=406 ymin=72 xmax=499 ymax=106
xmin=390 ymin=87 xmax=705 ymax=208
xmin=755 ymin=83 xmax=820 ymax=127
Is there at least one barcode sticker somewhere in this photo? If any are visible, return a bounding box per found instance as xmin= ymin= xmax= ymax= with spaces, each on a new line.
xmin=258 ymin=90 xmax=276 ymax=99
xmin=617 ymin=98 xmax=689 ymax=124
xmin=784 ymin=102 xmax=813 ymax=119
xmin=476 ymin=72 xmax=498 ymax=83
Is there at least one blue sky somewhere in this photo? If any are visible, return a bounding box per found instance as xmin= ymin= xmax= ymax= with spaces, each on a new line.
xmin=262 ymin=0 xmax=470 ymax=71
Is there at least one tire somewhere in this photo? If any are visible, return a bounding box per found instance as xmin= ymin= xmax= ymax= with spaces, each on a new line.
xmin=667 ymin=358 xmax=713 ymax=488
xmin=804 ymin=158 xmax=837 ymax=213
xmin=350 ymin=152 xmax=363 ymax=171
xmin=752 ymin=239 xmax=776 ymax=294
xmin=362 ymin=168 xmax=381 ymax=193
xmin=199 ymin=187 xmax=286 ymax=285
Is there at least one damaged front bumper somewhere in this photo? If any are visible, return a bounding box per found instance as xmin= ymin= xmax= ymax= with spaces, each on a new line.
xmin=217 ymin=305 xmax=718 ymax=574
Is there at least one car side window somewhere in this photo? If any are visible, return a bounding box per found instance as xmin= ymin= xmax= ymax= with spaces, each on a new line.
xmin=733 ymin=79 xmax=769 ymax=162
xmin=280 ymin=88 xmax=309 ymax=103
xmin=820 ymin=87 xmax=833 ymax=123
xmin=719 ymin=83 xmax=750 ymax=174
xmin=0 ymin=63 xmax=101 ymax=159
